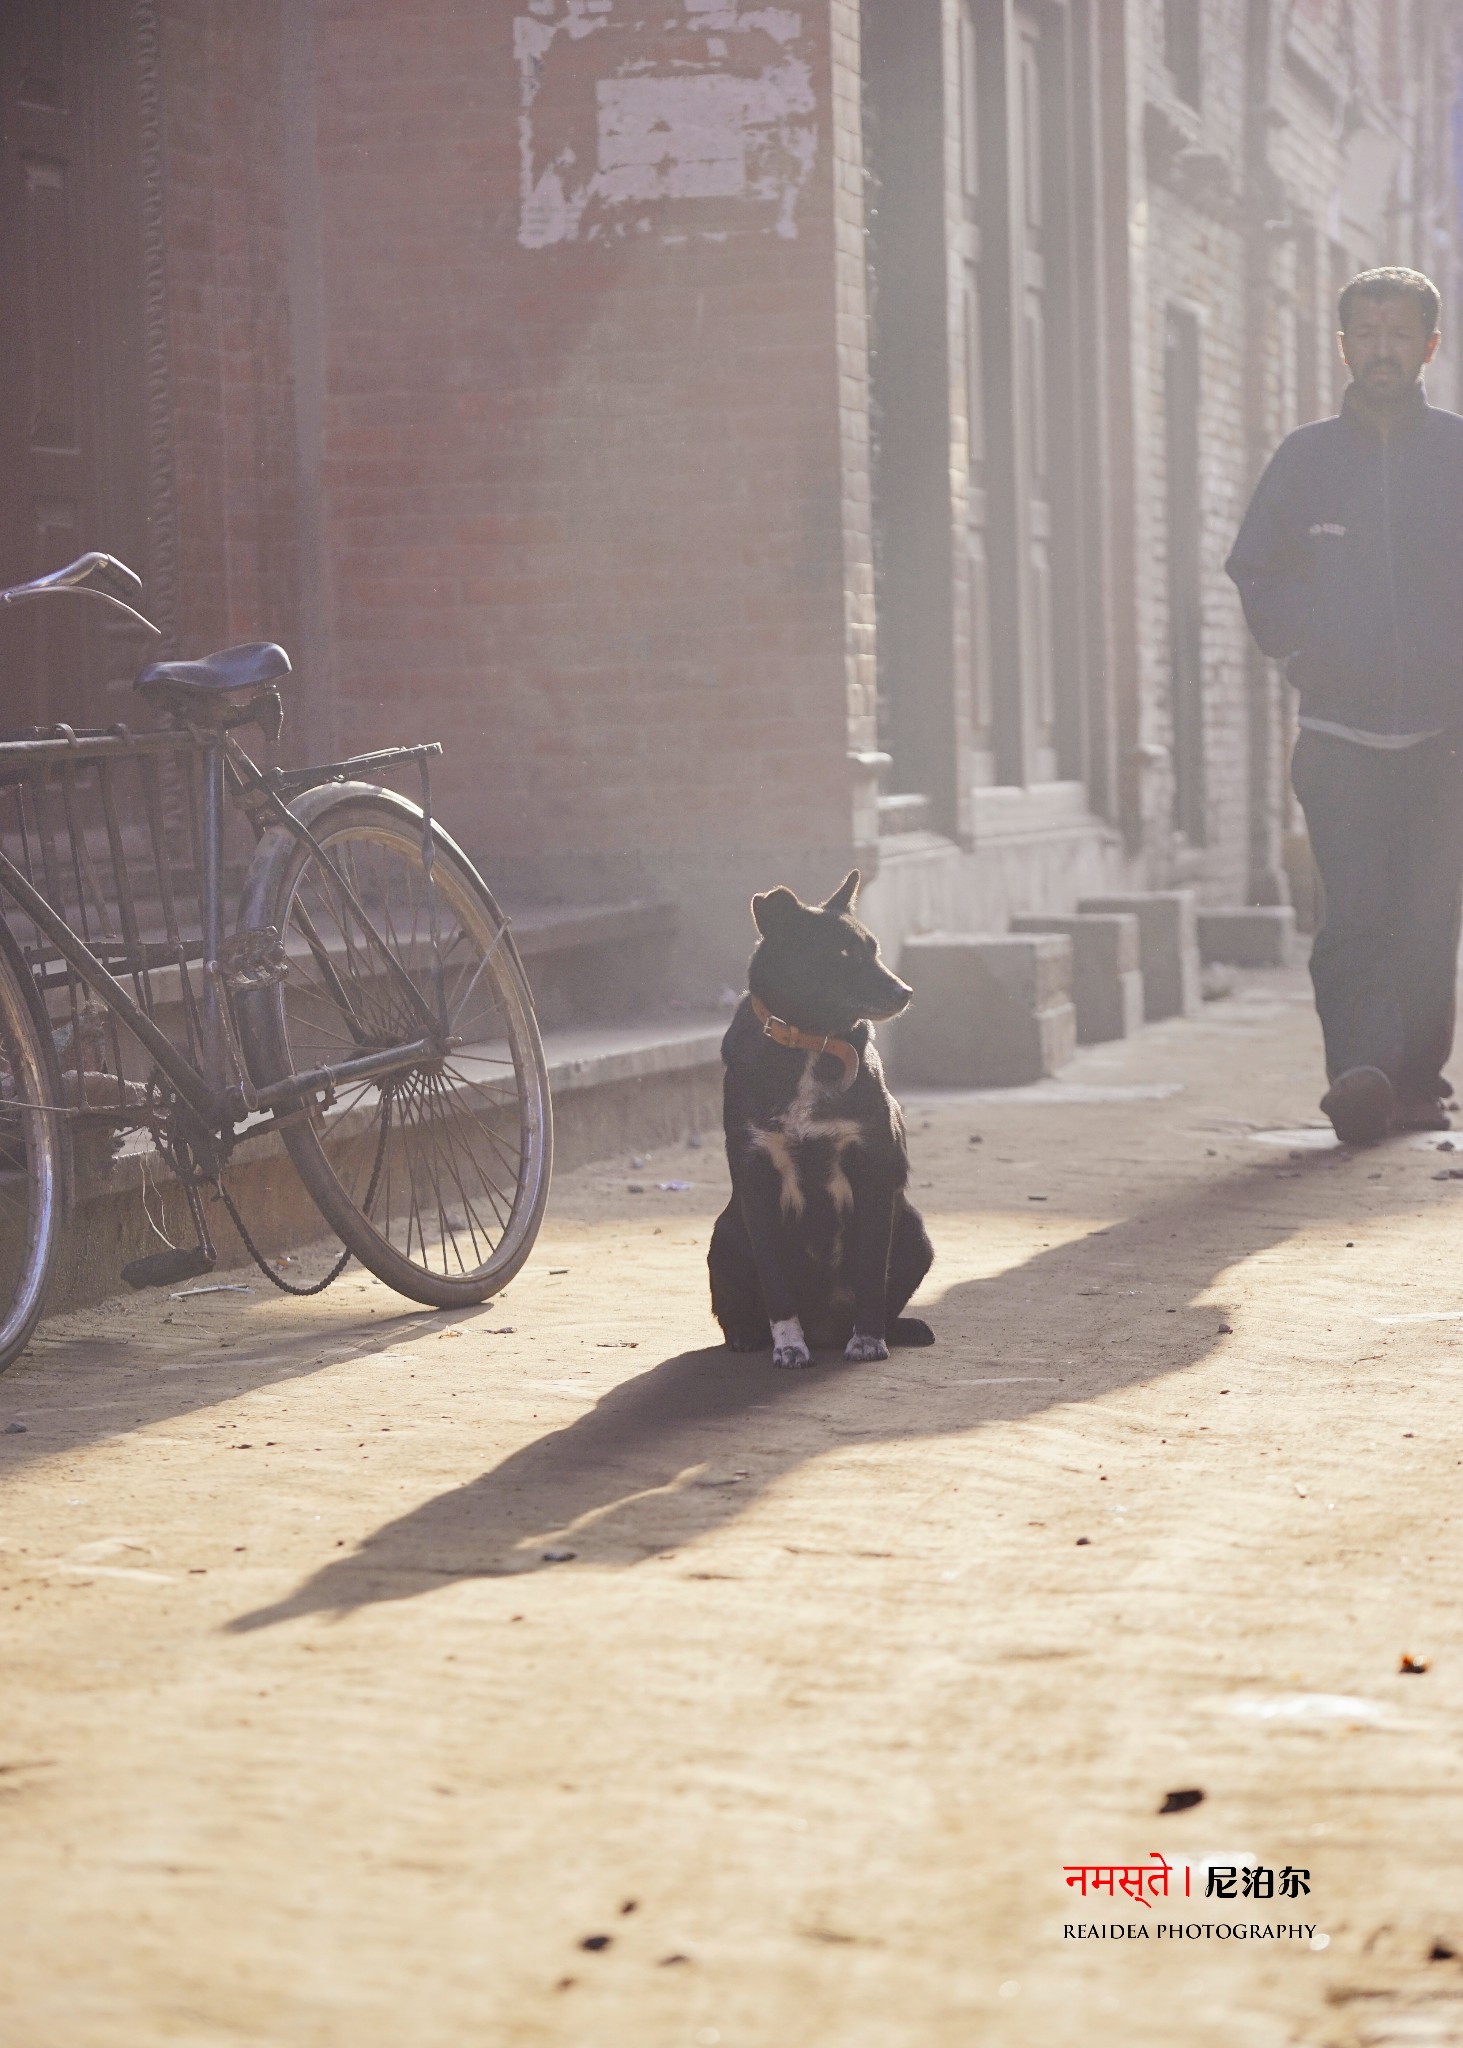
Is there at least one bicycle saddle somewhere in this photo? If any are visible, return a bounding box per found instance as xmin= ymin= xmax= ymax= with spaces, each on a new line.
xmin=135 ymin=642 xmax=292 ymax=697
xmin=135 ymin=642 xmax=291 ymax=735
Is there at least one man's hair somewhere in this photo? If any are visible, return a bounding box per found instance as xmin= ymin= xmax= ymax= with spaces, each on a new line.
xmin=1337 ymin=266 xmax=1441 ymax=336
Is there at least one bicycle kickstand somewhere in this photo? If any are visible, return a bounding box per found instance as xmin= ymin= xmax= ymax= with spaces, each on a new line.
xmin=119 ymin=1176 xmax=219 ymax=1292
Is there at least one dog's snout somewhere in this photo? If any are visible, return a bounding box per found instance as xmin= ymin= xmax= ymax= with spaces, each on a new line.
xmin=868 ymin=971 xmax=913 ymax=1021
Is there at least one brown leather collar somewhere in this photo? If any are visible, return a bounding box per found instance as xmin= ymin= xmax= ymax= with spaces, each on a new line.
xmin=750 ymin=995 xmax=860 ymax=1092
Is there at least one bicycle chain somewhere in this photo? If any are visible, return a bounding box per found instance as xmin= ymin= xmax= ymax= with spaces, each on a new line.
xmin=212 ymin=1083 xmax=394 ymax=1296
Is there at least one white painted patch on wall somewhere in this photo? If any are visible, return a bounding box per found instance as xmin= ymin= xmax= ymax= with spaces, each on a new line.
xmin=598 ymin=73 xmax=750 ymax=202
xmin=516 ymin=1 xmax=817 ymax=249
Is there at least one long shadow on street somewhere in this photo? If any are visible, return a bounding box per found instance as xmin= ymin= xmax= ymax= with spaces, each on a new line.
xmin=225 ymin=1137 xmax=1415 ymax=1631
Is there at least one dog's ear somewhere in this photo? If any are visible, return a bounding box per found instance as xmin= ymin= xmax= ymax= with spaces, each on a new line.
xmin=821 ymin=869 xmax=861 ymax=916
xmin=752 ymin=886 xmax=801 ymax=936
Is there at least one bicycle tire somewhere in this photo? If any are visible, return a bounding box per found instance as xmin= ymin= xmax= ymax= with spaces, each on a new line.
xmin=234 ymin=786 xmax=552 ymax=1307
xmin=0 ymin=917 xmax=70 ymax=1371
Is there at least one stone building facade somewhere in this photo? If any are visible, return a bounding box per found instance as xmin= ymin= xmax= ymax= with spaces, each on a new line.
xmin=1 ymin=0 xmax=1459 ymax=1005
xmin=859 ymin=0 xmax=1462 ymax=951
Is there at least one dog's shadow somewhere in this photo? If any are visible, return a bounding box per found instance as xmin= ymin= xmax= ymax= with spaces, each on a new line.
xmin=227 ymin=1146 xmax=1355 ymax=1633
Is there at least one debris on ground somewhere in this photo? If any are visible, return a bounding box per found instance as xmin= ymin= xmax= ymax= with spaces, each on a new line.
xmin=1157 ymin=1788 xmax=1204 ymax=1814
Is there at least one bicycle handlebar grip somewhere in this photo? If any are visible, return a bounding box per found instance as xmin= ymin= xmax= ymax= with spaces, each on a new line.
xmin=92 ymin=555 xmax=144 ymax=601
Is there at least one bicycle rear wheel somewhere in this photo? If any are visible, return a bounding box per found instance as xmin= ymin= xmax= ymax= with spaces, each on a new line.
xmin=234 ymin=787 xmax=552 ymax=1306
xmin=0 ymin=920 xmax=69 ymax=1371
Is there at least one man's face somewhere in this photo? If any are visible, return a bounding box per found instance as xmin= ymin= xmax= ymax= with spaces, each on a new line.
xmin=1339 ymin=292 xmax=1440 ymax=401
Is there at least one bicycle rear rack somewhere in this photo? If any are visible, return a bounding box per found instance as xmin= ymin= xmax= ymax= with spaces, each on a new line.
xmin=0 ymin=723 xmax=223 ymax=1125
xmin=0 ymin=724 xmax=448 ymax=1133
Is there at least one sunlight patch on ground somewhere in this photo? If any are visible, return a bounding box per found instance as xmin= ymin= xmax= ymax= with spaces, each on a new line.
xmin=1188 ymin=1203 xmax=1457 ymax=1319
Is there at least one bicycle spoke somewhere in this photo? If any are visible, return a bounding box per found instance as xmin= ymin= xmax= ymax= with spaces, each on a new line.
xmin=402 ymin=1078 xmax=459 ymax=1273
xmin=424 ymin=1072 xmax=505 ymax=1249
xmin=445 ymin=927 xmax=510 ymax=1031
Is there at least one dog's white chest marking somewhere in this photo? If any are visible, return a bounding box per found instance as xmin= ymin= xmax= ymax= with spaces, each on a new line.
xmin=749 ymin=1056 xmax=864 ymax=1215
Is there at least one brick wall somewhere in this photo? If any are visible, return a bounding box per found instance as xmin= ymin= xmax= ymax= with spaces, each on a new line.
xmin=307 ymin=0 xmax=869 ymax=987
xmin=1134 ymin=0 xmax=1251 ymax=904
xmin=159 ymin=1 xmax=300 ymax=662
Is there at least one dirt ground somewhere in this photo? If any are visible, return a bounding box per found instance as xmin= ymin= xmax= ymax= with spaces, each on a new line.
xmin=2 ymin=965 xmax=1462 ymax=2048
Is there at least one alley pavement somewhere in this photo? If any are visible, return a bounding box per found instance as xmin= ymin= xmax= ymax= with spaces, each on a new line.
xmin=1 ymin=965 xmax=1461 ymax=2048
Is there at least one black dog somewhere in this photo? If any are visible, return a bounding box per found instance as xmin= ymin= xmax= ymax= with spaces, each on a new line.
xmin=708 ymin=870 xmax=934 ymax=1368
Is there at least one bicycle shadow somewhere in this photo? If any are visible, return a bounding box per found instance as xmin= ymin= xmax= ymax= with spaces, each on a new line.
xmin=0 ymin=1300 xmax=455 ymax=1474
xmin=227 ymin=1140 xmax=1383 ymax=1633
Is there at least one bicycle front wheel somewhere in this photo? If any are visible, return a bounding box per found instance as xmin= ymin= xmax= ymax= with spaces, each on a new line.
xmin=235 ymin=787 xmax=552 ymax=1306
xmin=0 ymin=918 xmax=69 ymax=1370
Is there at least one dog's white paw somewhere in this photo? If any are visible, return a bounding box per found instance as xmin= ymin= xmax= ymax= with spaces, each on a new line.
xmin=844 ymin=1331 xmax=889 ymax=1363
xmin=771 ymin=1317 xmax=811 ymax=1370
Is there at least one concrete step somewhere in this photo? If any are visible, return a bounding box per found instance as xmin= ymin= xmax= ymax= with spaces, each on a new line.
xmin=895 ymin=932 xmax=1077 ymax=1086
xmin=54 ymin=894 xmax=680 ymax=1055
xmin=48 ymin=1012 xmax=726 ymax=1314
xmin=1078 ymin=890 xmax=1201 ymax=1021
xmin=1197 ymin=905 xmax=1296 ymax=968
xmin=1009 ymin=911 xmax=1144 ymax=1043
xmin=509 ymin=897 xmax=679 ymax=1031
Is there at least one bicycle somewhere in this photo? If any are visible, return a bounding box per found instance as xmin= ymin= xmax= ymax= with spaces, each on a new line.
xmin=0 ymin=552 xmax=553 ymax=1372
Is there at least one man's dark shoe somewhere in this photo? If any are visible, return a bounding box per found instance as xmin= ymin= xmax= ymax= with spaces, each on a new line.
xmin=1320 ymin=1066 xmax=1394 ymax=1145
xmin=1394 ymin=1097 xmax=1452 ymax=1132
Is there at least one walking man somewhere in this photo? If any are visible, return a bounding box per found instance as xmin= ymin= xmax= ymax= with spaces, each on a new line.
xmin=1227 ymin=267 xmax=1463 ymax=1144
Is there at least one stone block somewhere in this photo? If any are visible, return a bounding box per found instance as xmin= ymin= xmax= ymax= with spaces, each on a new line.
xmin=1197 ymin=906 xmax=1296 ymax=968
xmin=1078 ymin=891 xmax=1200 ymax=1021
xmin=1010 ymin=912 xmax=1144 ymax=1043
xmin=896 ymin=933 xmax=1076 ymax=1086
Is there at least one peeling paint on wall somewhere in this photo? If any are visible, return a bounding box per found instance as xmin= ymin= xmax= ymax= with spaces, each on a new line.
xmin=516 ymin=1 xmax=817 ymax=248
